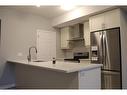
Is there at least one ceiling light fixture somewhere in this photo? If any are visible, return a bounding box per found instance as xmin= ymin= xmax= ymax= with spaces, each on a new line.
xmin=36 ymin=4 xmax=41 ymax=7
xmin=61 ymin=5 xmax=76 ymax=11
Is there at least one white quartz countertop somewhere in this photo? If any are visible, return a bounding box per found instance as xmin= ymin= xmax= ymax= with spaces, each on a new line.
xmin=7 ymin=60 xmax=102 ymax=73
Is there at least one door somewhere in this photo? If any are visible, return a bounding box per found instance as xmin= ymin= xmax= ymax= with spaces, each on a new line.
xmin=101 ymin=70 xmax=121 ymax=89
xmin=37 ymin=30 xmax=56 ymax=61
xmin=103 ymin=28 xmax=121 ymax=71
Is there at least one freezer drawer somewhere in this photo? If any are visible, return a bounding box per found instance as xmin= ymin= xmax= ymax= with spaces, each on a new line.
xmin=101 ymin=70 xmax=121 ymax=89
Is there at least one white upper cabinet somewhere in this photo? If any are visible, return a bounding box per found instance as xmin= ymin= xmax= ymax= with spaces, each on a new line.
xmin=89 ymin=9 xmax=120 ymax=32
xmin=105 ymin=9 xmax=120 ymax=29
xmin=89 ymin=13 xmax=105 ymax=32
xmin=84 ymin=21 xmax=90 ymax=46
xmin=60 ymin=27 xmax=72 ymax=49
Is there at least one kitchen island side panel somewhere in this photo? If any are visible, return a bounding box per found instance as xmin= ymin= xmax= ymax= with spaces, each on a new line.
xmin=15 ymin=64 xmax=79 ymax=89
xmin=78 ymin=68 xmax=101 ymax=89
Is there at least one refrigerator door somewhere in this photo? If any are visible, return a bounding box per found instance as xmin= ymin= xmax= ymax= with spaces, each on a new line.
xmin=103 ymin=28 xmax=121 ymax=71
xmin=101 ymin=70 xmax=121 ymax=89
xmin=91 ymin=31 xmax=103 ymax=64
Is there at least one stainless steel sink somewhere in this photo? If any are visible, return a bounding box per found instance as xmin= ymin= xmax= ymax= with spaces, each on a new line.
xmin=33 ymin=60 xmax=45 ymax=62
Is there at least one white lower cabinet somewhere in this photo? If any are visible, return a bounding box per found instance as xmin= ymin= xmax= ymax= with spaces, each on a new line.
xmin=78 ymin=68 xmax=101 ymax=89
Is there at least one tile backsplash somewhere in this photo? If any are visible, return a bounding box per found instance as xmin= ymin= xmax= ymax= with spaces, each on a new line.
xmin=64 ymin=41 xmax=90 ymax=58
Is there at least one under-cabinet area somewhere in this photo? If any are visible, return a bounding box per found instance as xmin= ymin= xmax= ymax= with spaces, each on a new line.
xmin=0 ymin=6 xmax=127 ymax=89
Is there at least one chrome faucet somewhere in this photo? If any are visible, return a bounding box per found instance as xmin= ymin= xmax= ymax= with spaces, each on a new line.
xmin=27 ymin=46 xmax=37 ymax=62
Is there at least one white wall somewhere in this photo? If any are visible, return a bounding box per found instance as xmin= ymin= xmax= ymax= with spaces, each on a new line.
xmin=0 ymin=8 xmax=54 ymax=87
xmin=120 ymin=9 xmax=127 ymax=89
xmin=0 ymin=8 xmax=53 ymax=60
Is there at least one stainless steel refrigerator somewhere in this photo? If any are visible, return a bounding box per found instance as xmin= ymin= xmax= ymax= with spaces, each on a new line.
xmin=90 ymin=28 xmax=122 ymax=89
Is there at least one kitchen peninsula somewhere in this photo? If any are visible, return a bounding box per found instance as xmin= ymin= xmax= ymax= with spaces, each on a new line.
xmin=8 ymin=60 xmax=102 ymax=89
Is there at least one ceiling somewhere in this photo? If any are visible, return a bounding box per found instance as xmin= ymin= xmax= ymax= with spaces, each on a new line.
xmin=0 ymin=6 xmax=79 ymax=19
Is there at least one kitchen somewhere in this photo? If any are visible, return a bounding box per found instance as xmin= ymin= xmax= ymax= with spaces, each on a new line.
xmin=0 ymin=6 xmax=127 ymax=89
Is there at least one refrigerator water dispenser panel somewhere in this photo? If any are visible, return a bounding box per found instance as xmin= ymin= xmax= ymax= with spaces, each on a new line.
xmin=91 ymin=46 xmax=98 ymax=62
xmin=91 ymin=46 xmax=98 ymax=51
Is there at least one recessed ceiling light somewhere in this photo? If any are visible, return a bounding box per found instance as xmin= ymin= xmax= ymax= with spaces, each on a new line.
xmin=61 ymin=5 xmax=76 ymax=11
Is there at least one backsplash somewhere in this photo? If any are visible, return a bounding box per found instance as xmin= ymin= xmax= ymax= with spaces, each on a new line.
xmin=64 ymin=41 xmax=90 ymax=58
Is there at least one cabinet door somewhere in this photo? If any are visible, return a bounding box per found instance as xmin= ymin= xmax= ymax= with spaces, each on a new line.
xmin=84 ymin=21 xmax=90 ymax=46
xmin=89 ymin=13 xmax=105 ymax=32
xmin=105 ymin=9 xmax=120 ymax=29
xmin=60 ymin=27 xmax=70 ymax=49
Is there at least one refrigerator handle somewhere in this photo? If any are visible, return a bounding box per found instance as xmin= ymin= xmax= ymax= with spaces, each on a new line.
xmin=100 ymin=32 xmax=103 ymax=65
xmin=103 ymin=31 xmax=106 ymax=68
xmin=104 ymin=31 xmax=111 ymax=69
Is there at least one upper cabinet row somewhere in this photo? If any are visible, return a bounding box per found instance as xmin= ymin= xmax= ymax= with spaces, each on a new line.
xmin=60 ymin=9 xmax=120 ymax=49
xmin=89 ymin=9 xmax=120 ymax=32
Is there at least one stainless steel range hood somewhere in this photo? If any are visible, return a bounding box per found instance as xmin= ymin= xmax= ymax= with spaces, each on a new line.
xmin=70 ymin=23 xmax=84 ymax=41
